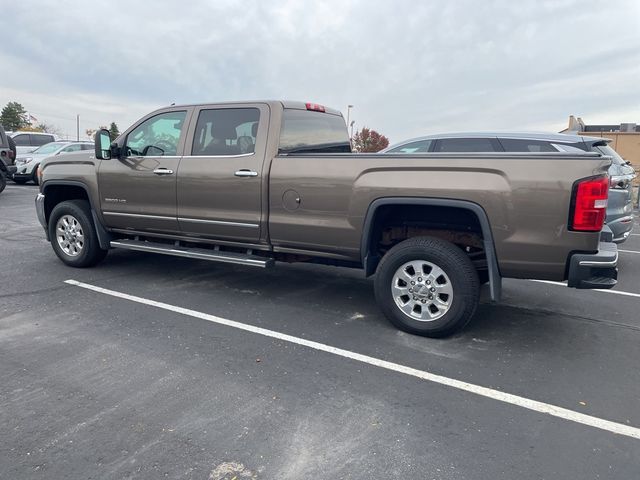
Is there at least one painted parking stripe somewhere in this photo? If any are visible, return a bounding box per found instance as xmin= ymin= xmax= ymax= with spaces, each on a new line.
xmin=531 ymin=280 xmax=640 ymax=298
xmin=65 ymin=278 xmax=640 ymax=441
xmin=619 ymin=249 xmax=640 ymax=254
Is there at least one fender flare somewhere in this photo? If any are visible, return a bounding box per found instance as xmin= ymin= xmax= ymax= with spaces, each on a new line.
xmin=41 ymin=180 xmax=112 ymax=249
xmin=360 ymin=197 xmax=502 ymax=301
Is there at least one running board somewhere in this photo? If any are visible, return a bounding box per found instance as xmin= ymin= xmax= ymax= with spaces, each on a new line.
xmin=110 ymin=239 xmax=274 ymax=268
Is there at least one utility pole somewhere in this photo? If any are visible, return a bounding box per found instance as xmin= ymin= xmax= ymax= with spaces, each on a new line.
xmin=76 ymin=114 xmax=79 ymax=141
xmin=346 ymin=105 xmax=353 ymax=134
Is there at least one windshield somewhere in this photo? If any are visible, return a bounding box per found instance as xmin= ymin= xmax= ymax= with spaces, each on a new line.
xmin=33 ymin=142 xmax=66 ymax=154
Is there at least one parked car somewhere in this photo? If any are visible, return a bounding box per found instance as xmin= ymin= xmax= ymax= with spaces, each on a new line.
xmin=383 ymin=132 xmax=636 ymax=243
xmin=13 ymin=141 xmax=94 ymax=185
xmin=35 ymin=101 xmax=617 ymax=338
xmin=0 ymin=125 xmax=17 ymax=193
xmin=7 ymin=131 xmax=60 ymax=155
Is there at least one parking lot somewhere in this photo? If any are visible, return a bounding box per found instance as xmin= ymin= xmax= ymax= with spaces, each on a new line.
xmin=1 ymin=184 xmax=639 ymax=479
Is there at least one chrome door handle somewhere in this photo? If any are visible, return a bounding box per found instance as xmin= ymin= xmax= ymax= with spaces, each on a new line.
xmin=153 ymin=168 xmax=174 ymax=175
xmin=234 ymin=169 xmax=258 ymax=177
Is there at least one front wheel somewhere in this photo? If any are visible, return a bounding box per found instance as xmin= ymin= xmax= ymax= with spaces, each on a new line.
xmin=374 ymin=236 xmax=480 ymax=337
xmin=0 ymin=172 xmax=6 ymax=193
xmin=48 ymin=200 xmax=108 ymax=267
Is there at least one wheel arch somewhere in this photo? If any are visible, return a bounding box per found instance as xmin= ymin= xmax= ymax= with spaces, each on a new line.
xmin=360 ymin=197 xmax=502 ymax=301
xmin=41 ymin=180 xmax=112 ymax=249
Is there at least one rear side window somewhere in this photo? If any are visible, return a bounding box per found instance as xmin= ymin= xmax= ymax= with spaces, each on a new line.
xmin=81 ymin=144 xmax=94 ymax=150
xmin=498 ymin=138 xmax=558 ymax=152
xmin=31 ymin=134 xmax=54 ymax=146
xmin=387 ymin=140 xmax=433 ymax=153
xmin=596 ymin=145 xmax=627 ymax=166
xmin=434 ymin=138 xmax=499 ymax=152
xmin=279 ymin=109 xmax=351 ymax=154
xmin=13 ymin=134 xmax=30 ymax=146
xmin=191 ymin=108 xmax=260 ymax=156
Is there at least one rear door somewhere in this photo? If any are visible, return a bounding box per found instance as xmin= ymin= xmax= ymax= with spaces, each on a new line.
xmin=176 ymin=104 xmax=269 ymax=243
xmin=98 ymin=108 xmax=191 ymax=233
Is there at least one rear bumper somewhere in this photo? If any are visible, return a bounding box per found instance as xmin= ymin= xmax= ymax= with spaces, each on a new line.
xmin=567 ymin=237 xmax=618 ymax=289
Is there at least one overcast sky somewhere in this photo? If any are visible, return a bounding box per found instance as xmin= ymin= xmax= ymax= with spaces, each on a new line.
xmin=1 ymin=0 xmax=638 ymax=142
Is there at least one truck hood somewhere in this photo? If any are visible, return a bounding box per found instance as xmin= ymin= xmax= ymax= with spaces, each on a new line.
xmin=40 ymin=150 xmax=96 ymax=168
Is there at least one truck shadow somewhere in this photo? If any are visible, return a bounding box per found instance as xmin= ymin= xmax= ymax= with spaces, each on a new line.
xmin=100 ymin=250 xmax=612 ymax=356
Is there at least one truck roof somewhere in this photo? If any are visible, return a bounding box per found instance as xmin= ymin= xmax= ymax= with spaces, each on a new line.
xmin=158 ymin=100 xmax=344 ymax=117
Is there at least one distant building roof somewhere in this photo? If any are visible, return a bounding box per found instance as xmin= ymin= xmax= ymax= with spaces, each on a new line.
xmin=562 ymin=116 xmax=639 ymax=134
xmin=582 ymin=124 xmax=640 ymax=133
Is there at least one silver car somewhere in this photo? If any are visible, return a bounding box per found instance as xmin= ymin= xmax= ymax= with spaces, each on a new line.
xmin=383 ymin=132 xmax=637 ymax=243
xmin=13 ymin=141 xmax=94 ymax=185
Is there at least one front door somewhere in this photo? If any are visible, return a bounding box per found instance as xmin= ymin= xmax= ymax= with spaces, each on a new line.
xmin=99 ymin=109 xmax=190 ymax=233
xmin=176 ymin=105 xmax=268 ymax=243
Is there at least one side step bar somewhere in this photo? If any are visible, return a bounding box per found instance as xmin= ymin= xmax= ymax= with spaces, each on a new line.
xmin=110 ymin=239 xmax=274 ymax=268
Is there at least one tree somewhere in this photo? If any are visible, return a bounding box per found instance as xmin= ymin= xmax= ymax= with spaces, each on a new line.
xmin=109 ymin=122 xmax=120 ymax=140
xmin=36 ymin=122 xmax=61 ymax=135
xmin=0 ymin=102 xmax=28 ymax=131
xmin=351 ymin=127 xmax=389 ymax=153
xmin=86 ymin=126 xmax=108 ymax=141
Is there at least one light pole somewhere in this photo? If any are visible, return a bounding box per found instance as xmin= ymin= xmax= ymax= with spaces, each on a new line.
xmin=346 ymin=105 xmax=353 ymax=132
xmin=350 ymin=120 xmax=355 ymax=139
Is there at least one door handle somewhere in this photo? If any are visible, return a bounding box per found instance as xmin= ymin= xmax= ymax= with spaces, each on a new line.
xmin=234 ymin=169 xmax=258 ymax=177
xmin=153 ymin=168 xmax=174 ymax=175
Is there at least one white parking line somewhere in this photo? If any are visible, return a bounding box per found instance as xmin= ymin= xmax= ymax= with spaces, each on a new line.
xmin=65 ymin=278 xmax=640 ymax=441
xmin=619 ymin=249 xmax=640 ymax=254
xmin=531 ymin=280 xmax=640 ymax=298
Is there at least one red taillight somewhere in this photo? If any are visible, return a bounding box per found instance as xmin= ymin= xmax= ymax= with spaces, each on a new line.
xmin=571 ymin=176 xmax=608 ymax=231
xmin=305 ymin=102 xmax=326 ymax=112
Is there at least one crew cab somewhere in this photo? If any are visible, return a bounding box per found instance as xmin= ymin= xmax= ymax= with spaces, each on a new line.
xmin=35 ymin=101 xmax=618 ymax=337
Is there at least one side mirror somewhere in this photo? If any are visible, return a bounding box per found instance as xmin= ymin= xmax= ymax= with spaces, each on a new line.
xmin=95 ymin=129 xmax=112 ymax=160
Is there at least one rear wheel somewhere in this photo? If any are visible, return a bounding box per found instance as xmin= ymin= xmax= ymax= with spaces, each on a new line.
xmin=374 ymin=236 xmax=480 ymax=337
xmin=48 ymin=200 xmax=108 ymax=267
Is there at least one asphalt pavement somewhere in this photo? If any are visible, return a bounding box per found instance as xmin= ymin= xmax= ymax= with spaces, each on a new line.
xmin=1 ymin=184 xmax=639 ymax=479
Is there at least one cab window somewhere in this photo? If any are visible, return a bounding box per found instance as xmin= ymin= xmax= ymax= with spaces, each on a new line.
xmin=126 ymin=111 xmax=187 ymax=157
xmin=191 ymin=108 xmax=260 ymax=156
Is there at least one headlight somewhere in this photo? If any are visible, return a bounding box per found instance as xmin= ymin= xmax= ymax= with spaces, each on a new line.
xmin=17 ymin=157 xmax=33 ymax=164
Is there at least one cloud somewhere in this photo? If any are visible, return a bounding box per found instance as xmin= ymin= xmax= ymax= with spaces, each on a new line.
xmin=1 ymin=0 xmax=638 ymax=142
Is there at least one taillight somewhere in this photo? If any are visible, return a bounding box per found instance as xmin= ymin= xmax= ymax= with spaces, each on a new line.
xmin=570 ymin=176 xmax=608 ymax=231
xmin=305 ymin=103 xmax=326 ymax=112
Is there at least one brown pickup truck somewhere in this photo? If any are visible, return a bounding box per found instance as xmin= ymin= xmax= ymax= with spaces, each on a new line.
xmin=36 ymin=100 xmax=618 ymax=337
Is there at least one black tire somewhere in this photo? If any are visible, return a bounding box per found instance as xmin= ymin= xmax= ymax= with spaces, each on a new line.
xmin=31 ymin=165 xmax=39 ymax=185
xmin=13 ymin=177 xmax=27 ymax=185
xmin=48 ymin=200 xmax=108 ymax=268
xmin=374 ymin=236 xmax=480 ymax=338
xmin=0 ymin=172 xmax=6 ymax=194
xmin=7 ymin=136 xmax=16 ymax=161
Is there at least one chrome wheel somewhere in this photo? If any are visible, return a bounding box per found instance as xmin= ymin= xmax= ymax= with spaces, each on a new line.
xmin=56 ymin=214 xmax=85 ymax=257
xmin=391 ymin=260 xmax=453 ymax=321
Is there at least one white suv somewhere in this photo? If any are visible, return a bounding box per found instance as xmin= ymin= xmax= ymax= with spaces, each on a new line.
xmin=8 ymin=131 xmax=60 ymax=155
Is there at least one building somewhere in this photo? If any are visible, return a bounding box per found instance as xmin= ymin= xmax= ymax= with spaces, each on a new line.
xmin=561 ymin=116 xmax=640 ymax=170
